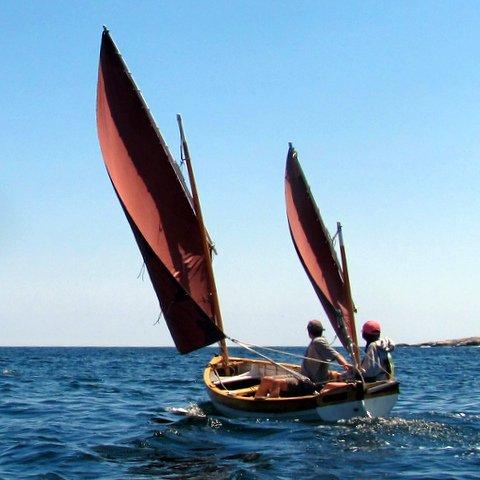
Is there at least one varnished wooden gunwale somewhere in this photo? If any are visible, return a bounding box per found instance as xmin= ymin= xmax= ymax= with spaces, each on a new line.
xmin=204 ymin=355 xmax=399 ymax=415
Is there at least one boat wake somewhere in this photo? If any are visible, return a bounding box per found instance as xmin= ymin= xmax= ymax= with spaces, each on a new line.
xmin=334 ymin=415 xmax=472 ymax=445
xmin=166 ymin=403 xmax=207 ymax=418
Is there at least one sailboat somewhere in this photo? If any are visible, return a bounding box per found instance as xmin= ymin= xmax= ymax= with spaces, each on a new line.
xmin=96 ymin=28 xmax=399 ymax=421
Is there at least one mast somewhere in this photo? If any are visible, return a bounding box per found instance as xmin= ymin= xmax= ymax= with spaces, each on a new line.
xmin=176 ymin=114 xmax=229 ymax=364
xmin=337 ymin=222 xmax=361 ymax=368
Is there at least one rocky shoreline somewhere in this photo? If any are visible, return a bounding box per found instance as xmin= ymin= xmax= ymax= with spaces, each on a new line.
xmin=398 ymin=336 xmax=480 ymax=347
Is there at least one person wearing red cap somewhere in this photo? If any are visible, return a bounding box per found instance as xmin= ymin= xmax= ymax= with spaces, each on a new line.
xmin=361 ymin=321 xmax=395 ymax=381
xmin=255 ymin=319 xmax=352 ymax=398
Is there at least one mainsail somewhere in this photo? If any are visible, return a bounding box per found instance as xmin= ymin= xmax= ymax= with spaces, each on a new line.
xmin=96 ymin=29 xmax=225 ymax=353
xmin=285 ymin=145 xmax=357 ymax=356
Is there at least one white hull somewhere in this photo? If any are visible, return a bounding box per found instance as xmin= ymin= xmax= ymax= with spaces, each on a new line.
xmin=208 ymin=390 xmax=398 ymax=421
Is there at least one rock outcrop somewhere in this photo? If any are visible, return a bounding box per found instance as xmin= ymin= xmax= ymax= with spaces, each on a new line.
xmin=401 ymin=337 xmax=480 ymax=347
xmin=417 ymin=337 xmax=480 ymax=347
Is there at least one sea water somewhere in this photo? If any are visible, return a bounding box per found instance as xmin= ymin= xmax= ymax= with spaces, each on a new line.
xmin=0 ymin=346 xmax=478 ymax=479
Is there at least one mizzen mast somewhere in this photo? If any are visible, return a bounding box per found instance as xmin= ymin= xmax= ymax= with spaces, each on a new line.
xmin=176 ymin=114 xmax=229 ymax=364
xmin=337 ymin=222 xmax=361 ymax=368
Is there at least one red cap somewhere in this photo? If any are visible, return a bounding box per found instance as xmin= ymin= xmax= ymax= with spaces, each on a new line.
xmin=362 ymin=320 xmax=381 ymax=335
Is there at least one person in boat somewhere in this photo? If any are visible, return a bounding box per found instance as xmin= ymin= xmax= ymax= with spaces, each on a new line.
xmin=361 ymin=320 xmax=395 ymax=382
xmin=255 ymin=319 xmax=353 ymax=398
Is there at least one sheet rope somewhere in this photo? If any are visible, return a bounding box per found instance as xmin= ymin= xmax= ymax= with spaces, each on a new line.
xmin=228 ymin=337 xmax=332 ymax=366
xmin=226 ymin=336 xmax=390 ymax=377
xmin=227 ymin=337 xmax=306 ymax=379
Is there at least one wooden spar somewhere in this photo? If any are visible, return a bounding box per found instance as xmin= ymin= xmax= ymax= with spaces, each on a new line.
xmin=337 ymin=222 xmax=361 ymax=368
xmin=176 ymin=114 xmax=229 ymax=364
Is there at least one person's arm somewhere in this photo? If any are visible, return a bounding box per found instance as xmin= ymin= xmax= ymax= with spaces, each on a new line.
xmin=336 ymin=353 xmax=353 ymax=370
xmin=314 ymin=338 xmax=353 ymax=370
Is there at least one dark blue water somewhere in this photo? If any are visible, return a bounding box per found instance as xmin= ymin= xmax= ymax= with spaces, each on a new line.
xmin=0 ymin=346 xmax=478 ymax=479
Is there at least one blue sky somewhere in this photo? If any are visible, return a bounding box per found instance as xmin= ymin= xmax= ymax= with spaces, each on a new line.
xmin=1 ymin=1 xmax=479 ymax=347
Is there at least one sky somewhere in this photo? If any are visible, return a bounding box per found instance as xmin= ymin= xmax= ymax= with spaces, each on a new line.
xmin=1 ymin=1 xmax=479 ymax=348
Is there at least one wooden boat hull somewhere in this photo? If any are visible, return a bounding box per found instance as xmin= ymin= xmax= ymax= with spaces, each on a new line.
xmin=204 ymin=356 xmax=399 ymax=421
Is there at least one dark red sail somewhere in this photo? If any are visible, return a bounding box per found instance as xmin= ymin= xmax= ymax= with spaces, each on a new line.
xmin=285 ymin=145 xmax=355 ymax=352
xmin=96 ymin=29 xmax=224 ymax=353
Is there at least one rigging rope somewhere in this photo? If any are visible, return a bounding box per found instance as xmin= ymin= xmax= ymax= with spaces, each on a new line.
xmin=331 ymin=229 xmax=339 ymax=245
xmin=137 ymin=262 xmax=146 ymax=280
xmin=153 ymin=312 xmax=162 ymax=326
xmin=228 ymin=337 xmax=306 ymax=379
xmin=328 ymin=334 xmax=338 ymax=347
xmin=229 ymin=337 xmax=335 ymax=367
xmin=226 ymin=336 xmax=390 ymax=378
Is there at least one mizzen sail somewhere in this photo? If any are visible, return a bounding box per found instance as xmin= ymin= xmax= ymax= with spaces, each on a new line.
xmin=96 ymin=29 xmax=225 ymax=353
xmin=285 ymin=145 xmax=356 ymax=355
